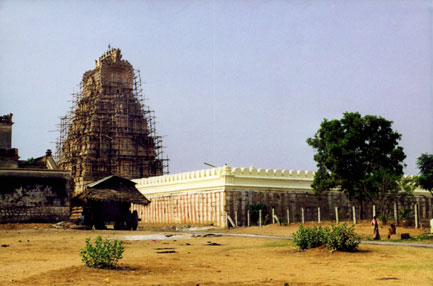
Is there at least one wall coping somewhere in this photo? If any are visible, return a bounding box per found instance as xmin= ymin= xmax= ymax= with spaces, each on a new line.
xmin=134 ymin=165 xmax=315 ymax=185
xmin=0 ymin=168 xmax=70 ymax=179
xmin=133 ymin=165 xmax=315 ymax=195
xmin=133 ymin=165 xmax=430 ymax=196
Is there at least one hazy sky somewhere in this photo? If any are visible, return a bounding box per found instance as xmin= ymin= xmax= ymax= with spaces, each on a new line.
xmin=0 ymin=0 xmax=432 ymax=175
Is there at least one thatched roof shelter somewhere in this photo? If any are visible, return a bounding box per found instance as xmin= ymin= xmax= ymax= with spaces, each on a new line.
xmin=73 ymin=175 xmax=150 ymax=205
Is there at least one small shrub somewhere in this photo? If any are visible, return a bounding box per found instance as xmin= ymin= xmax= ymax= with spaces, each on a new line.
xmin=292 ymin=225 xmax=329 ymax=251
xmin=292 ymin=223 xmax=360 ymax=252
xmin=325 ymin=223 xmax=361 ymax=252
xmin=277 ymin=216 xmax=286 ymax=225
xmin=80 ymin=236 xmax=124 ymax=268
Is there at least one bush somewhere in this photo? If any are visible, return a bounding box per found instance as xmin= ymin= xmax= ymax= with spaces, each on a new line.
xmin=80 ymin=236 xmax=124 ymax=268
xmin=249 ymin=204 xmax=268 ymax=225
xmin=292 ymin=225 xmax=329 ymax=251
xmin=292 ymin=223 xmax=360 ymax=252
xmin=325 ymin=223 xmax=361 ymax=252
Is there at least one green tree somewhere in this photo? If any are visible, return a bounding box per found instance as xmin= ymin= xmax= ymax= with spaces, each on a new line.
xmin=372 ymin=173 xmax=416 ymax=224
xmin=416 ymin=153 xmax=433 ymax=195
xmin=306 ymin=112 xmax=406 ymax=218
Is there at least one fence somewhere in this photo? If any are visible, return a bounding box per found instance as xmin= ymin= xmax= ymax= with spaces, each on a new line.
xmin=226 ymin=203 xmax=427 ymax=229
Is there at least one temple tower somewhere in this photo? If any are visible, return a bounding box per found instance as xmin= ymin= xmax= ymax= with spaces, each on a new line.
xmin=58 ymin=47 xmax=167 ymax=194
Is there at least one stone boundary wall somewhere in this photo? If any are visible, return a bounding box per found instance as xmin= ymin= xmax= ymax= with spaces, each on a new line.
xmin=134 ymin=166 xmax=432 ymax=227
xmin=133 ymin=189 xmax=432 ymax=227
xmin=0 ymin=169 xmax=71 ymax=223
xmin=0 ymin=206 xmax=70 ymax=223
xmin=225 ymin=189 xmax=433 ymax=226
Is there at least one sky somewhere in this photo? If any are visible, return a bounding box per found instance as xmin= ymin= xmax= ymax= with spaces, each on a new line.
xmin=0 ymin=0 xmax=432 ymax=175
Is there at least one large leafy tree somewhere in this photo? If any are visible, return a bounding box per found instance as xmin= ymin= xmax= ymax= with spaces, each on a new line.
xmin=417 ymin=153 xmax=433 ymax=195
xmin=306 ymin=112 xmax=406 ymax=218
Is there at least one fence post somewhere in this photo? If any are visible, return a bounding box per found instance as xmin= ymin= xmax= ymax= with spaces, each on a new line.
xmin=394 ymin=202 xmax=398 ymax=226
xmin=234 ymin=210 xmax=238 ymax=227
xmin=247 ymin=210 xmax=250 ymax=227
xmin=226 ymin=211 xmax=236 ymax=228
xmin=301 ymin=207 xmax=305 ymax=224
xmin=259 ymin=209 xmax=262 ymax=227
xmin=287 ymin=208 xmax=290 ymax=224
xmin=335 ymin=207 xmax=339 ymax=224
xmin=414 ymin=204 xmax=419 ymax=229
xmin=352 ymin=206 xmax=356 ymax=225
xmin=272 ymin=208 xmax=275 ymax=224
xmin=317 ymin=207 xmax=321 ymax=224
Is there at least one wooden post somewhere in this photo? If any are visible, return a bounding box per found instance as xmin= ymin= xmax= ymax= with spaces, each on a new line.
xmin=414 ymin=204 xmax=419 ymax=229
xmin=259 ymin=209 xmax=262 ymax=227
xmin=247 ymin=210 xmax=250 ymax=227
xmin=234 ymin=210 xmax=238 ymax=227
xmin=317 ymin=207 xmax=321 ymax=224
xmin=286 ymin=208 xmax=290 ymax=224
xmin=226 ymin=211 xmax=236 ymax=228
xmin=272 ymin=208 xmax=275 ymax=224
xmin=352 ymin=206 xmax=356 ymax=225
xmin=301 ymin=208 xmax=305 ymax=224
xmin=335 ymin=207 xmax=339 ymax=224
xmin=373 ymin=205 xmax=376 ymax=217
xmin=394 ymin=202 xmax=398 ymax=226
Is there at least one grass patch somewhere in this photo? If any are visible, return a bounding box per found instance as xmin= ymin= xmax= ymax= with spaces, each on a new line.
xmin=222 ymin=240 xmax=289 ymax=251
xmin=222 ymin=245 xmax=253 ymax=251
xmin=262 ymin=240 xmax=290 ymax=248
xmin=388 ymin=234 xmax=433 ymax=243
xmin=364 ymin=263 xmax=433 ymax=272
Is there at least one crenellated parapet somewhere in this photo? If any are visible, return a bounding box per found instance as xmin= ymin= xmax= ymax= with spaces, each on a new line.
xmin=134 ymin=165 xmax=430 ymax=197
xmin=135 ymin=165 xmax=314 ymax=184
xmin=133 ymin=165 xmax=315 ymax=195
xmin=230 ymin=166 xmax=315 ymax=178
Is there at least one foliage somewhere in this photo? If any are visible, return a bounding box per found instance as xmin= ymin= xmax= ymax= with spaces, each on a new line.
xmin=396 ymin=176 xmax=416 ymax=224
xmin=277 ymin=216 xmax=286 ymax=225
xmin=249 ymin=204 xmax=268 ymax=225
xmin=306 ymin=112 xmax=406 ymax=217
xmin=391 ymin=234 xmax=433 ymax=242
xmin=292 ymin=223 xmax=360 ymax=252
xmin=80 ymin=236 xmax=124 ymax=268
xmin=417 ymin=153 xmax=433 ymax=195
xmin=292 ymin=225 xmax=329 ymax=251
xmin=377 ymin=213 xmax=391 ymax=225
xmin=325 ymin=224 xmax=361 ymax=252
xmin=21 ymin=157 xmax=36 ymax=166
xmin=409 ymin=234 xmax=433 ymax=241
xmin=375 ymin=175 xmax=416 ymax=225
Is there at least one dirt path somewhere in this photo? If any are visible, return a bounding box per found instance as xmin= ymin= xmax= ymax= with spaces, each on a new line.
xmin=0 ymin=222 xmax=432 ymax=286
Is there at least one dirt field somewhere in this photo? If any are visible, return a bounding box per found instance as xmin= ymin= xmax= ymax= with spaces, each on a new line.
xmin=0 ymin=222 xmax=432 ymax=286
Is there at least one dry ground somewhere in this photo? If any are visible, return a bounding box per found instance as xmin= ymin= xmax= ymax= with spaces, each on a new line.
xmin=0 ymin=222 xmax=432 ymax=286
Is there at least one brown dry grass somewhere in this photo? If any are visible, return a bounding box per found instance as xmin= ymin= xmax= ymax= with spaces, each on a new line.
xmin=0 ymin=222 xmax=432 ymax=286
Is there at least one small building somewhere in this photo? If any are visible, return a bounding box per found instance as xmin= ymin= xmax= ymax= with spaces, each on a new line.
xmin=0 ymin=114 xmax=71 ymax=223
xmin=73 ymin=175 xmax=150 ymax=230
xmin=133 ymin=165 xmax=433 ymax=228
xmin=0 ymin=114 xmax=19 ymax=169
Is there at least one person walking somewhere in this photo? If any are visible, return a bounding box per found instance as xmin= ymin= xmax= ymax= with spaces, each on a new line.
xmin=371 ymin=215 xmax=380 ymax=240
